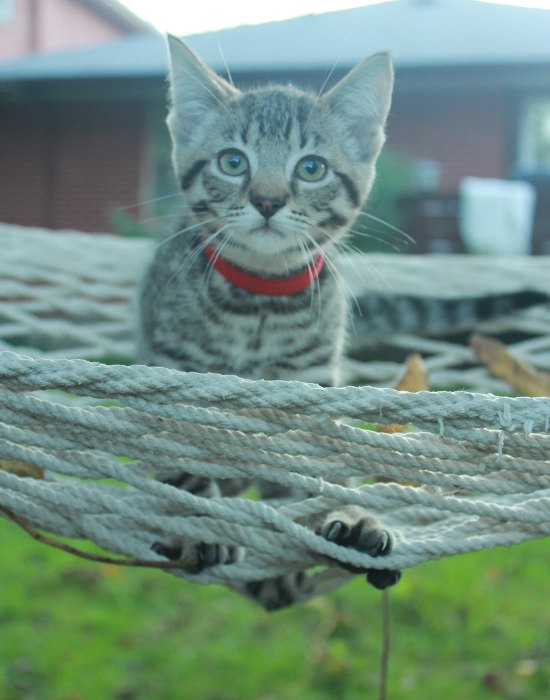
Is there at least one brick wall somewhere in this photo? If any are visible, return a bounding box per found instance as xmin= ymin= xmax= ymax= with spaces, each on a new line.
xmin=0 ymin=107 xmax=48 ymax=227
xmin=388 ymin=90 xmax=512 ymax=192
xmin=0 ymin=84 xmax=518 ymax=236
xmin=0 ymin=100 xmax=148 ymax=232
xmin=0 ymin=0 xmax=136 ymax=63
xmin=39 ymin=0 xmax=122 ymax=54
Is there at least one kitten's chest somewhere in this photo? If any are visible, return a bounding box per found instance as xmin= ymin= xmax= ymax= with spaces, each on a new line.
xmin=206 ymin=296 xmax=317 ymax=375
xmin=143 ymin=240 xmax=347 ymax=384
xmin=194 ymin=277 xmax=345 ymax=382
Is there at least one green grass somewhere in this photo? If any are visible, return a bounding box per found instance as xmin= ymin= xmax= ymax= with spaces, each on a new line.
xmin=1 ymin=519 xmax=548 ymax=700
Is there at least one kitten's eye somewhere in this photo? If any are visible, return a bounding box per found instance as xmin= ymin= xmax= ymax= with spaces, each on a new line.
xmin=218 ymin=150 xmax=249 ymax=176
xmin=296 ymin=156 xmax=327 ymax=182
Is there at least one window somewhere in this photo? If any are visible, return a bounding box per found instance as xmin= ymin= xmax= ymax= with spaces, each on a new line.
xmin=0 ymin=0 xmax=13 ymax=24
xmin=519 ymin=99 xmax=550 ymax=172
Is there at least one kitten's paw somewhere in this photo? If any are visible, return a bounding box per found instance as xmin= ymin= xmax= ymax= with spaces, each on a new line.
xmin=151 ymin=540 xmax=185 ymax=562
xmin=195 ymin=542 xmax=243 ymax=570
xmin=318 ymin=510 xmax=401 ymax=590
xmin=158 ymin=471 xmax=249 ymax=498
xmin=157 ymin=472 xmax=220 ymax=498
xmin=366 ymin=569 xmax=402 ymax=590
xmin=323 ymin=518 xmax=393 ymax=560
xmin=151 ymin=540 xmax=243 ymax=573
xmin=245 ymin=572 xmax=313 ymax=611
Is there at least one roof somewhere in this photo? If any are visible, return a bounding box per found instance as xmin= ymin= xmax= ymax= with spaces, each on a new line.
xmin=74 ymin=0 xmax=155 ymax=34
xmin=1 ymin=0 xmax=550 ymax=84
xmin=0 ymin=34 xmax=166 ymax=82
xmin=189 ymin=0 xmax=550 ymax=71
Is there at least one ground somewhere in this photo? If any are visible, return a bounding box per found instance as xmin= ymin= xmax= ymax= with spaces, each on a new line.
xmin=0 ymin=520 xmax=548 ymax=699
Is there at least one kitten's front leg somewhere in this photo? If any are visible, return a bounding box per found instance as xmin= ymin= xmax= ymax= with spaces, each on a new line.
xmin=151 ymin=472 xmax=245 ymax=571
xmin=316 ymin=505 xmax=401 ymax=590
xmin=242 ymin=506 xmax=400 ymax=611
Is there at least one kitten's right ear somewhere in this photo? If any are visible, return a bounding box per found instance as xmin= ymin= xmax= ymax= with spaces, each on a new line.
xmin=322 ymin=52 xmax=393 ymax=163
xmin=166 ymin=35 xmax=239 ymax=141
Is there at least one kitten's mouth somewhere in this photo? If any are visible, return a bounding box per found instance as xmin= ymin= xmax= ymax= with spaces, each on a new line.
xmin=246 ymin=224 xmax=286 ymax=250
xmin=242 ymin=224 xmax=292 ymax=257
xmin=255 ymin=223 xmax=282 ymax=237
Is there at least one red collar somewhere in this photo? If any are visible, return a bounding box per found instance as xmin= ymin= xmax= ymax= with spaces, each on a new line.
xmin=202 ymin=239 xmax=324 ymax=296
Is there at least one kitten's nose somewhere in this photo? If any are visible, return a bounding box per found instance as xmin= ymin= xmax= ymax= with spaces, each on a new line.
xmin=250 ymin=194 xmax=288 ymax=219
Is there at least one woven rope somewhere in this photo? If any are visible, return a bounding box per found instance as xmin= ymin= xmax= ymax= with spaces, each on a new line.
xmin=0 ymin=223 xmax=549 ymax=600
xmin=2 ymin=223 xmax=550 ymax=389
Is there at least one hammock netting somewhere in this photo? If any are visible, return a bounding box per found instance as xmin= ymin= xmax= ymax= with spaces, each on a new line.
xmin=1 ymin=223 xmax=549 ymax=600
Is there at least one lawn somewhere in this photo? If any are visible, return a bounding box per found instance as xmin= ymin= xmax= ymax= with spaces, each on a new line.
xmin=1 ymin=518 xmax=548 ymax=700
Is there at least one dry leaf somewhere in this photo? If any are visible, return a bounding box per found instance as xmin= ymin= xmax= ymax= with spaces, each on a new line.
xmin=0 ymin=458 xmax=45 ymax=479
xmin=393 ymin=353 xmax=429 ymax=393
xmin=376 ymin=355 xmax=427 ymax=486
xmin=377 ymin=423 xmax=407 ymax=434
xmin=471 ymin=334 xmax=550 ymax=397
xmin=377 ymin=354 xmax=429 ymax=435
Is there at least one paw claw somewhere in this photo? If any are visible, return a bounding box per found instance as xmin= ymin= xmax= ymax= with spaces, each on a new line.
xmin=152 ymin=541 xmax=241 ymax=571
xmin=319 ymin=514 xmax=398 ymax=586
xmin=325 ymin=520 xmax=347 ymax=543
xmin=322 ymin=519 xmax=393 ymax=559
xmin=375 ymin=530 xmax=392 ymax=557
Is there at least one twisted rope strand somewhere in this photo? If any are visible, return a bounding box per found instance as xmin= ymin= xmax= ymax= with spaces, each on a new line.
xmin=1 ymin=224 xmax=549 ymax=600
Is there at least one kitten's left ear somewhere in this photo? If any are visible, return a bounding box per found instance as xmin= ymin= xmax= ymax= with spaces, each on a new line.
xmin=166 ymin=35 xmax=240 ymax=142
xmin=322 ymin=52 xmax=393 ymax=161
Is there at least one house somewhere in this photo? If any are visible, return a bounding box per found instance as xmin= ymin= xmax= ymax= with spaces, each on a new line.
xmin=0 ymin=0 xmax=152 ymax=62
xmin=0 ymin=0 xmax=157 ymax=233
xmin=0 ymin=0 xmax=549 ymax=250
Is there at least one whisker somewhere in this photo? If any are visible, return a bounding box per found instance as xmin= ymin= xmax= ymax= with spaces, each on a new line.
xmin=201 ymin=226 xmax=234 ymax=294
xmin=217 ymin=43 xmax=247 ymax=133
xmin=115 ymin=192 xmax=181 ymax=213
xmin=302 ymin=224 xmax=382 ymax=316
xmin=160 ymin=223 xmax=229 ymax=299
xmin=217 ymin=42 xmax=235 ymax=88
xmin=298 ymin=227 xmax=356 ymax=321
xmin=303 ymin=55 xmax=341 ymax=135
xmin=317 ymin=56 xmax=341 ymax=98
xmin=180 ymin=68 xmax=238 ymax=126
xmin=350 ymin=217 xmax=415 ymax=253
xmin=297 ymin=236 xmax=321 ymax=321
xmin=330 ymin=223 xmax=396 ymax=287
xmin=138 ymin=212 xmax=191 ymax=226
xmin=356 ymin=212 xmax=416 ymax=246
xmin=155 ymin=217 xmax=218 ymax=251
xmin=333 ymin=238 xmax=392 ymax=296
xmin=192 ymin=226 xmax=230 ymax=279
xmin=348 ymin=226 xmax=406 ymax=253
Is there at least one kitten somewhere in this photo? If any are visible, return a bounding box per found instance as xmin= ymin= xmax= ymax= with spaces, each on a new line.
xmin=138 ymin=35 xmax=401 ymax=610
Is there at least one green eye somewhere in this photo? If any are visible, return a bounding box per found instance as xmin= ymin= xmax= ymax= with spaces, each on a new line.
xmin=218 ymin=150 xmax=249 ymax=176
xmin=296 ymin=156 xmax=327 ymax=182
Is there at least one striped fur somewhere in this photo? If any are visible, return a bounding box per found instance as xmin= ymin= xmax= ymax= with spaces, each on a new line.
xmin=138 ymin=37 xmax=398 ymax=609
xmin=351 ymin=289 xmax=549 ymax=352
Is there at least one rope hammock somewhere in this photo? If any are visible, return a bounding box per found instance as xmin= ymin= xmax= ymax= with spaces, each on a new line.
xmin=1 ymin=223 xmax=549 ymax=602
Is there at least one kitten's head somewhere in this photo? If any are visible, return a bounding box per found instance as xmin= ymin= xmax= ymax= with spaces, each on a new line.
xmin=166 ymin=36 xmax=393 ymax=272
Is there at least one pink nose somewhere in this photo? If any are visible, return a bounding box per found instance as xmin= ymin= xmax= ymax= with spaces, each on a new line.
xmin=250 ymin=194 xmax=288 ymax=219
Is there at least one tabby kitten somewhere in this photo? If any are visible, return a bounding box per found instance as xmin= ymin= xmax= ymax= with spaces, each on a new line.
xmin=139 ymin=36 xmax=400 ymax=610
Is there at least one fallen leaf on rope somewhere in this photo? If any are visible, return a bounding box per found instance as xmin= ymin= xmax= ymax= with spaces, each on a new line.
xmin=376 ymin=355 xmax=427 ymax=486
xmin=470 ymin=334 xmax=550 ymax=397
xmin=393 ymin=353 xmax=429 ymax=393
xmin=0 ymin=458 xmax=45 ymax=479
xmin=377 ymin=354 xmax=429 ymax=435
